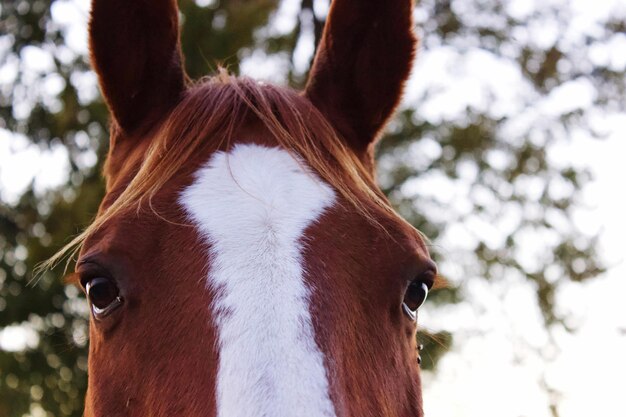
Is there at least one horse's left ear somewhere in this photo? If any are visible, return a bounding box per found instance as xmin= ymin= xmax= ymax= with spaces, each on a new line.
xmin=305 ymin=0 xmax=417 ymax=161
xmin=89 ymin=0 xmax=187 ymax=136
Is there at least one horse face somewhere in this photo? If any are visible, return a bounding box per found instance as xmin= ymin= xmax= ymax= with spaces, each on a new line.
xmin=77 ymin=1 xmax=432 ymax=416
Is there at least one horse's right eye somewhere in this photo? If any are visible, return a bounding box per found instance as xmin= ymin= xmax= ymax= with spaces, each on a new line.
xmin=404 ymin=281 xmax=429 ymax=311
xmin=401 ymin=266 xmax=436 ymax=322
xmin=84 ymin=277 xmax=123 ymax=319
xmin=402 ymin=281 xmax=429 ymax=321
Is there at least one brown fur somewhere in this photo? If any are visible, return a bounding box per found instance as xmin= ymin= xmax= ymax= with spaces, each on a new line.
xmin=65 ymin=1 xmax=433 ymax=416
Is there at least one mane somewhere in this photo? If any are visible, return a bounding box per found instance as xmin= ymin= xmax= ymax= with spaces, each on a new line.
xmin=39 ymin=70 xmax=406 ymax=274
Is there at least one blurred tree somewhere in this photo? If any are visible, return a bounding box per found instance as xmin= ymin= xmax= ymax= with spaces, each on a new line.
xmin=0 ymin=0 xmax=623 ymax=416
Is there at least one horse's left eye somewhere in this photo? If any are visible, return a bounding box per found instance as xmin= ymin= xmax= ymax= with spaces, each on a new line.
xmin=402 ymin=280 xmax=429 ymax=321
xmin=84 ymin=277 xmax=123 ymax=319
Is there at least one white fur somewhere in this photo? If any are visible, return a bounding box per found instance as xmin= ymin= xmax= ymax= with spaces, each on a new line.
xmin=180 ymin=144 xmax=337 ymax=417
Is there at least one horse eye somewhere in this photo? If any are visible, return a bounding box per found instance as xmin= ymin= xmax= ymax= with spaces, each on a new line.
xmin=402 ymin=281 xmax=429 ymax=321
xmin=84 ymin=277 xmax=123 ymax=319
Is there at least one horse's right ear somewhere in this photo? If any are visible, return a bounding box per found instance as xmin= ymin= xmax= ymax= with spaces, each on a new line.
xmin=89 ymin=0 xmax=186 ymax=135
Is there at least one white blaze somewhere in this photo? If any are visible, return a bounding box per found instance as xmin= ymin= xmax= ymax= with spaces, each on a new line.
xmin=180 ymin=144 xmax=337 ymax=417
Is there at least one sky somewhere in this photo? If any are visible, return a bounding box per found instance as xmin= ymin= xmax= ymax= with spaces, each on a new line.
xmin=406 ymin=1 xmax=626 ymax=414
xmin=1 ymin=0 xmax=625 ymax=416
xmin=422 ymin=127 xmax=626 ymax=417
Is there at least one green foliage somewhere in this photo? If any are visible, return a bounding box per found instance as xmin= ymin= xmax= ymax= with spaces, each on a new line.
xmin=179 ymin=0 xmax=279 ymax=77
xmin=1 ymin=0 xmax=623 ymax=416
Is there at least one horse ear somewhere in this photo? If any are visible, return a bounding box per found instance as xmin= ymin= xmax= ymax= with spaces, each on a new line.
xmin=304 ymin=0 xmax=417 ymax=160
xmin=89 ymin=0 xmax=186 ymax=135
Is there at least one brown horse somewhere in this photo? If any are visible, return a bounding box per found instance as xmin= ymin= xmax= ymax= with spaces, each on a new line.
xmin=59 ymin=0 xmax=437 ymax=415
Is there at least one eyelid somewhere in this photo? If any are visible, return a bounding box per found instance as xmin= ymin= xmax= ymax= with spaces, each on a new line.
xmin=76 ymin=259 xmax=102 ymax=271
xmin=422 ymin=270 xmax=436 ymax=289
xmin=76 ymin=261 xmax=111 ymax=288
xmin=413 ymin=268 xmax=436 ymax=289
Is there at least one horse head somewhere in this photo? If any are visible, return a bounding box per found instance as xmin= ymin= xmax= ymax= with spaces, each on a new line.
xmin=68 ymin=1 xmax=435 ymax=415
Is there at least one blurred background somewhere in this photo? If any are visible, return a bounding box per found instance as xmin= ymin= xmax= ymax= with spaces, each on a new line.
xmin=0 ymin=0 xmax=625 ymax=416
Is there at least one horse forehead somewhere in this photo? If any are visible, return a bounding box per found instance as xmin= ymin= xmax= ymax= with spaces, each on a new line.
xmin=186 ymin=143 xmax=333 ymax=212
xmin=178 ymin=139 xmax=427 ymax=260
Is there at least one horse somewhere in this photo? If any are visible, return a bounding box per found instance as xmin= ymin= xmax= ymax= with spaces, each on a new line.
xmin=55 ymin=0 xmax=437 ymax=415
